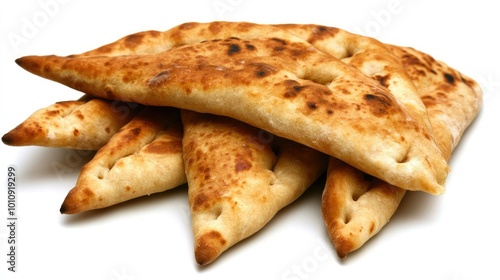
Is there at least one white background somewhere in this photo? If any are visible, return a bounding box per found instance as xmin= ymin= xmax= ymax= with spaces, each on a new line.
xmin=1 ymin=1 xmax=499 ymax=279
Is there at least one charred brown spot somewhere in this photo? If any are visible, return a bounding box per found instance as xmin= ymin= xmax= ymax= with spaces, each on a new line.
xmin=83 ymin=187 xmax=94 ymax=197
xmin=131 ymin=127 xmax=141 ymax=135
xmin=45 ymin=110 xmax=60 ymax=117
xmin=364 ymin=92 xmax=393 ymax=115
xmin=192 ymin=192 xmax=211 ymax=210
xmin=235 ymin=158 xmax=252 ymax=172
xmin=75 ymin=111 xmax=85 ymax=120
xmin=118 ymin=127 xmax=142 ymax=143
xmin=245 ymin=44 xmax=256 ymax=51
xmin=273 ymin=46 xmax=285 ymax=52
xmin=227 ymin=43 xmax=241 ymax=55
xmin=369 ymin=221 xmax=376 ymax=234
xmin=73 ymin=129 xmax=79 ymax=136
xmin=104 ymin=84 xmax=116 ymax=99
xmin=374 ymin=74 xmax=391 ymax=88
xmin=421 ymin=91 xmax=447 ymax=108
xmin=400 ymin=53 xmax=437 ymax=76
xmin=307 ymin=25 xmax=340 ymax=44
xmin=271 ymin=37 xmax=287 ymax=45
xmin=307 ymin=101 xmax=318 ymax=110
xmin=421 ymin=95 xmax=436 ymax=107
xmin=444 ymin=73 xmax=455 ymax=84
xmin=202 ymin=230 xmax=226 ymax=246
xmin=195 ymin=230 xmax=227 ymax=265
xmin=124 ymin=33 xmax=147 ymax=49
xmin=251 ymin=63 xmax=276 ymax=78
xmin=282 ymin=80 xmax=303 ymax=98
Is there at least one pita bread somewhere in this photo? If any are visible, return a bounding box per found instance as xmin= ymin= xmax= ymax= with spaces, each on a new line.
xmin=181 ymin=110 xmax=327 ymax=265
xmin=2 ymin=95 xmax=141 ymax=150
xmin=15 ymin=22 xmax=449 ymax=194
xmin=271 ymin=23 xmax=480 ymax=257
xmin=60 ymin=106 xmax=185 ymax=214
xmin=322 ymin=45 xmax=482 ymax=258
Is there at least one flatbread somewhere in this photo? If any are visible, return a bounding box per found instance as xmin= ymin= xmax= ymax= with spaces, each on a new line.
xmin=181 ymin=110 xmax=327 ymax=265
xmin=388 ymin=45 xmax=482 ymax=157
xmin=2 ymin=95 xmax=141 ymax=150
xmin=321 ymin=45 xmax=482 ymax=258
xmin=14 ymin=21 xmax=449 ymax=194
xmin=272 ymin=23 xmax=481 ymax=257
xmin=60 ymin=106 xmax=185 ymax=214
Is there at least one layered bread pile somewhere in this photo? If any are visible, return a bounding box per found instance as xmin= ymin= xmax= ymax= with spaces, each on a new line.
xmin=2 ymin=22 xmax=482 ymax=265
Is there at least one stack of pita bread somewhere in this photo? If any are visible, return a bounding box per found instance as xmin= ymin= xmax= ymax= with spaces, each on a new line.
xmin=2 ymin=22 xmax=482 ymax=265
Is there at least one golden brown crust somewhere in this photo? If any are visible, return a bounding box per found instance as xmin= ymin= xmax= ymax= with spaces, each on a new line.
xmin=2 ymin=96 xmax=141 ymax=149
xmin=321 ymin=44 xmax=482 ymax=258
xmin=388 ymin=45 xmax=482 ymax=159
xmin=60 ymin=106 xmax=185 ymax=214
xmin=15 ymin=22 xmax=448 ymax=194
xmin=2 ymin=21 xmax=483 ymax=264
xmin=272 ymin=23 xmax=481 ymax=258
xmin=322 ymin=158 xmax=406 ymax=258
xmin=182 ymin=110 xmax=327 ymax=265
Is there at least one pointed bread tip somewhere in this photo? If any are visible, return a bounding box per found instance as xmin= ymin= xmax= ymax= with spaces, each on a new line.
xmin=59 ymin=197 xmax=79 ymax=215
xmin=15 ymin=55 xmax=63 ymax=77
xmin=2 ymin=132 xmax=15 ymax=145
xmin=194 ymin=230 xmax=227 ymax=265
xmin=59 ymin=186 xmax=93 ymax=215
xmin=59 ymin=203 xmax=69 ymax=214
xmin=15 ymin=55 xmax=43 ymax=74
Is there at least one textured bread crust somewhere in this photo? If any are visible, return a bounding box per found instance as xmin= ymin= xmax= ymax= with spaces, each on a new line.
xmin=60 ymin=107 xmax=185 ymax=214
xmin=182 ymin=110 xmax=327 ymax=265
xmin=15 ymin=22 xmax=449 ymax=194
xmin=389 ymin=45 xmax=483 ymax=158
xmin=321 ymin=45 xmax=482 ymax=258
xmin=1 ymin=96 xmax=141 ymax=150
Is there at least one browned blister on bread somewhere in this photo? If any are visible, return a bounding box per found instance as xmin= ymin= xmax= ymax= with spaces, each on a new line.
xmin=15 ymin=22 xmax=449 ymax=194
xmin=60 ymin=106 xmax=185 ymax=214
xmin=182 ymin=110 xmax=327 ymax=265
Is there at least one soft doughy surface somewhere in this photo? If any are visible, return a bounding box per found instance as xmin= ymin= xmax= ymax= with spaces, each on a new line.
xmin=15 ymin=22 xmax=449 ymax=194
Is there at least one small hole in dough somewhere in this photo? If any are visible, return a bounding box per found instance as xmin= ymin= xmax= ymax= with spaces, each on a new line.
xmin=344 ymin=212 xmax=352 ymax=224
xmin=397 ymin=148 xmax=411 ymax=164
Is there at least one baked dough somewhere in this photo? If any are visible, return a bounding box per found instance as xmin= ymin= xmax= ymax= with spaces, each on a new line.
xmin=181 ymin=110 xmax=327 ymax=265
xmin=321 ymin=45 xmax=482 ymax=257
xmin=15 ymin=22 xmax=449 ymax=194
xmin=60 ymin=106 xmax=185 ymax=214
xmin=1 ymin=95 xmax=141 ymax=150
